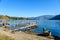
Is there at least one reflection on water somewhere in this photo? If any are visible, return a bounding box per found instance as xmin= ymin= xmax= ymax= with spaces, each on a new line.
xmin=0 ymin=20 xmax=60 ymax=36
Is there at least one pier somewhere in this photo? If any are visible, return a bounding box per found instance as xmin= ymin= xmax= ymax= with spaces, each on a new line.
xmin=12 ymin=22 xmax=37 ymax=32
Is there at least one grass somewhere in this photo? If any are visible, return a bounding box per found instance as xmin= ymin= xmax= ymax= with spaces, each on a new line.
xmin=0 ymin=33 xmax=14 ymax=40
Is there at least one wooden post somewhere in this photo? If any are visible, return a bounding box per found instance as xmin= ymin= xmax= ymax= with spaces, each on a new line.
xmin=49 ymin=31 xmax=51 ymax=36
xmin=24 ymin=18 xmax=27 ymax=26
xmin=20 ymin=20 xmax=22 ymax=27
xmin=3 ymin=20 xmax=7 ymax=31
xmin=36 ymin=20 xmax=37 ymax=24
xmin=14 ymin=20 xmax=16 ymax=33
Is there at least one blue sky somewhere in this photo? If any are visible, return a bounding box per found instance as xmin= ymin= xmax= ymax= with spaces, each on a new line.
xmin=0 ymin=0 xmax=60 ymax=17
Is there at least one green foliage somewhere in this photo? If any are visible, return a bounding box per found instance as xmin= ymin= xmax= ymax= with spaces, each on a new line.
xmin=0 ymin=15 xmax=32 ymax=20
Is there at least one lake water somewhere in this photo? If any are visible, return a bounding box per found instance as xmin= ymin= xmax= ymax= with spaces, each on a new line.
xmin=0 ymin=20 xmax=60 ymax=36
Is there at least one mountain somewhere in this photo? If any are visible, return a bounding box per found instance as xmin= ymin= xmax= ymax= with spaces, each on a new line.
xmin=0 ymin=15 xmax=32 ymax=20
xmin=31 ymin=15 xmax=54 ymax=20
xmin=0 ymin=15 xmax=54 ymax=20
xmin=50 ymin=15 xmax=60 ymax=20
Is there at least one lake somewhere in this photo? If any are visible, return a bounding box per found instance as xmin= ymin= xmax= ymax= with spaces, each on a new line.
xmin=0 ymin=20 xmax=60 ymax=36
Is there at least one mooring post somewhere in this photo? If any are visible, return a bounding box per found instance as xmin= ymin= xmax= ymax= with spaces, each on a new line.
xmin=20 ymin=20 xmax=22 ymax=27
xmin=36 ymin=20 xmax=37 ymax=24
xmin=24 ymin=18 xmax=27 ymax=26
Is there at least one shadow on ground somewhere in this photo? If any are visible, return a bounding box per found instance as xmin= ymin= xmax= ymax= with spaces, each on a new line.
xmin=37 ymin=34 xmax=60 ymax=40
xmin=54 ymin=36 xmax=60 ymax=40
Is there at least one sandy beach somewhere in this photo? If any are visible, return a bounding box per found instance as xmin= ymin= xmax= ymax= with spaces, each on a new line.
xmin=0 ymin=27 xmax=55 ymax=40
